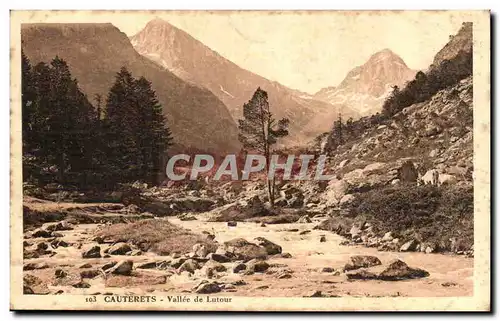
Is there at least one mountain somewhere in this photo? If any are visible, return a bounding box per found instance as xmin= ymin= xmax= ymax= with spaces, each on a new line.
xmin=432 ymin=22 xmax=473 ymax=68
xmin=21 ymin=23 xmax=240 ymax=154
xmin=313 ymin=49 xmax=416 ymax=116
xmin=130 ymin=18 xmax=358 ymax=145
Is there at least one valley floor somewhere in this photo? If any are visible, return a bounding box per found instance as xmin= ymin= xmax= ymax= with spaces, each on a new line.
xmin=21 ymin=201 xmax=473 ymax=298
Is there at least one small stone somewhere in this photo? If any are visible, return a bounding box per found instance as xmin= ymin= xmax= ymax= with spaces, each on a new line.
xmin=321 ymin=267 xmax=335 ymax=273
xmin=319 ymin=235 xmax=327 ymax=242
xmin=80 ymin=269 xmax=101 ymax=279
xmin=55 ymin=269 xmax=68 ymax=278
xmin=72 ymin=281 xmax=91 ymax=288
xmin=227 ymin=221 xmax=237 ymax=227
xmin=277 ymin=272 xmax=292 ymax=279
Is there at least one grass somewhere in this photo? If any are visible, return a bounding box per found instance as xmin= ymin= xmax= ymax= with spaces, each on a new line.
xmin=347 ymin=184 xmax=474 ymax=250
xmin=96 ymin=219 xmax=217 ymax=255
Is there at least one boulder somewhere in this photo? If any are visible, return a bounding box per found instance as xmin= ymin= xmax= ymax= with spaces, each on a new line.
xmin=400 ymin=239 xmax=419 ymax=252
xmin=108 ymin=242 xmax=132 ymax=255
xmin=170 ymin=257 xmax=186 ymax=269
xmin=246 ymin=259 xmax=270 ymax=273
xmin=54 ymin=269 xmax=68 ymax=278
xmin=382 ymin=232 xmax=394 ymax=242
xmin=31 ymin=229 xmax=52 ymax=238
xmin=343 ymin=255 xmax=382 ymax=272
xmin=23 ymin=274 xmax=49 ymax=294
xmin=193 ymin=243 xmax=210 ymax=258
xmin=398 ymin=160 xmax=418 ymax=183
xmin=206 ymin=253 xmax=231 ymax=263
xmin=378 ymin=259 xmax=429 ymax=281
xmin=227 ymin=221 xmax=237 ymax=227
xmin=194 ymin=281 xmax=221 ymax=294
xmin=339 ymin=194 xmax=355 ymax=207
xmin=232 ymin=263 xmax=247 ymax=273
xmin=253 ymin=237 xmax=282 ymax=255
xmin=218 ymin=238 xmax=267 ymax=261
xmin=109 ymin=260 xmax=133 ymax=276
xmin=321 ymin=179 xmax=348 ymax=206
xmin=82 ymin=245 xmax=101 ymax=259
xmin=45 ymin=221 xmax=73 ymax=232
xmin=177 ymin=259 xmax=200 ymax=273
xmin=204 ymin=260 xmax=227 ymax=273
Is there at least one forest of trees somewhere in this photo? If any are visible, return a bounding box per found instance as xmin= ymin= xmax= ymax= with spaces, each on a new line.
xmin=22 ymin=52 xmax=172 ymax=190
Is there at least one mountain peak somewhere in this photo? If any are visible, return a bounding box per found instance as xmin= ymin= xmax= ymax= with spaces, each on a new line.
xmin=367 ymin=48 xmax=407 ymax=66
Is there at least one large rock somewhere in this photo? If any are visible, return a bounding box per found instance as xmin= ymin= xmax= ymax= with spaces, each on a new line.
xmin=339 ymin=194 xmax=355 ymax=207
xmin=177 ymin=259 xmax=200 ymax=273
xmin=23 ymin=274 xmax=49 ymax=294
xmin=378 ymin=259 xmax=429 ymax=281
xmin=343 ymin=255 xmax=382 ymax=272
xmin=204 ymin=259 xmax=227 ymax=272
xmin=208 ymin=197 xmax=270 ymax=222
xmin=206 ymin=253 xmax=230 ymax=263
xmin=400 ymin=239 xmax=419 ymax=252
xmin=108 ymin=242 xmax=132 ymax=255
xmin=31 ymin=229 xmax=52 ymax=238
xmin=217 ymin=238 xmax=267 ymax=261
xmin=245 ymin=259 xmax=270 ymax=273
xmin=45 ymin=221 xmax=74 ymax=232
xmin=194 ymin=281 xmax=221 ymax=294
xmin=398 ymin=160 xmax=418 ymax=183
xmin=253 ymin=237 xmax=282 ymax=255
xmin=109 ymin=260 xmax=133 ymax=275
xmin=82 ymin=245 xmax=101 ymax=259
xmin=321 ymin=179 xmax=348 ymax=206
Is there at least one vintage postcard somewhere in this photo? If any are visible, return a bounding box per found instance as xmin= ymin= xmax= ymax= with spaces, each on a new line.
xmin=10 ymin=10 xmax=490 ymax=311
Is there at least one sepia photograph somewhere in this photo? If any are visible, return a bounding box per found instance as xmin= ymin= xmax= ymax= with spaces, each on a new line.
xmin=9 ymin=10 xmax=490 ymax=311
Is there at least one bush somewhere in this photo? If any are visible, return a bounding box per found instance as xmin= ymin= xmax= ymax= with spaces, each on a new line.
xmin=348 ymin=184 xmax=473 ymax=248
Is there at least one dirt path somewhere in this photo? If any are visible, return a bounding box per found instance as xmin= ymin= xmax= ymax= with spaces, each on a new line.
xmin=23 ymin=214 xmax=473 ymax=297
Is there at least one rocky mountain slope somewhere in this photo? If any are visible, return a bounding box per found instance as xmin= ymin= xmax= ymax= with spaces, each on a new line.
xmin=314 ymin=49 xmax=416 ymax=116
xmin=432 ymin=22 xmax=473 ymax=68
xmin=21 ymin=23 xmax=240 ymax=154
xmin=130 ymin=18 xmax=358 ymax=145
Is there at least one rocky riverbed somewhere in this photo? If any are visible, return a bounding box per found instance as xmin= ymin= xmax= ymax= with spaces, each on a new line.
xmin=22 ymin=204 xmax=473 ymax=297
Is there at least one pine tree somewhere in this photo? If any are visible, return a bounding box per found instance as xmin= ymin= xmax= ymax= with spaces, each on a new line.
xmin=104 ymin=67 xmax=140 ymax=183
xmin=104 ymin=67 xmax=172 ymax=186
xmin=134 ymin=76 xmax=172 ymax=185
xmin=238 ymin=87 xmax=289 ymax=207
xmin=23 ymin=56 xmax=96 ymax=187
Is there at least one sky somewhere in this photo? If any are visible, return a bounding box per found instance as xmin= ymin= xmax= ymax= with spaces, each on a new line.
xmin=19 ymin=11 xmax=469 ymax=94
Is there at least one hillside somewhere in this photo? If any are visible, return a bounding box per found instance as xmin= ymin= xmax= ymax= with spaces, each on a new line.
xmin=21 ymin=23 xmax=240 ymax=154
xmin=130 ymin=18 xmax=358 ymax=145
